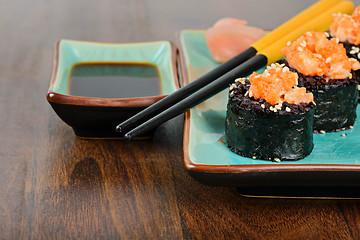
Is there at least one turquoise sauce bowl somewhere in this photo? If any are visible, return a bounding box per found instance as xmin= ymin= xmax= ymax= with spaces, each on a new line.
xmin=47 ymin=40 xmax=179 ymax=138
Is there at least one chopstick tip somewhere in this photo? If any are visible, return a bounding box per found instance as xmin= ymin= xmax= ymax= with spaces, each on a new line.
xmin=124 ymin=133 xmax=132 ymax=140
xmin=115 ymin=124 xmax=123 ymax=133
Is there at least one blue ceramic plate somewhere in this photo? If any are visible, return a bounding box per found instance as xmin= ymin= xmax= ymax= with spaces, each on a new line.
xmin=47 ymin=39 xmax=179 ymax=138
xmin=177 ymin=30 xmax=360 ymax=190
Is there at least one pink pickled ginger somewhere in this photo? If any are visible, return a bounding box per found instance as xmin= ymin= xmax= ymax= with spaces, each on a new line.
xmin=205 ymin=18 xmax=266 ymax=63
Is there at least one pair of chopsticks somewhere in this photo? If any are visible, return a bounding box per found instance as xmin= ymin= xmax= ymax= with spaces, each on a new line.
xmin=116 ymin=0 xmax=354 ymax=139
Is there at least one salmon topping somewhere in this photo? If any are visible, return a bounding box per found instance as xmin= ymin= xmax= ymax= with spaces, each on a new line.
xmin=330 ymin=6 xmax=360 ymax=45
xmin=248 ymin=63 xmax=313 ymax=105
xmin=281 ymin=31 xmax=360 ymax=79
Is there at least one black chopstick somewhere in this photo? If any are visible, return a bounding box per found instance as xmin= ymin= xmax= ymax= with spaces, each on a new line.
xmin=121 ymin=0 xmax=355 ymax=139
xmin=123 ymin=55 xmax=268 ymax=139
xmin=115 ymin=47 xmax=257 ymax=134
xmin=115 ymin=0 xmax=343 ymax=136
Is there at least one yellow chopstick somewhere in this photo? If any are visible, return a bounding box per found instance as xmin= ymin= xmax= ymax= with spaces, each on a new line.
xmin=252 ymin=0 xmax=343 ymax=52
xmin=261 ymin=0 xmax=354 ymax=64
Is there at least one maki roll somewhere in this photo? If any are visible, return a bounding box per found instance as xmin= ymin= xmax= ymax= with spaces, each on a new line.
xmin=281 ymin=31 xmax=360 ymax=132
xmin=226 ymin=63 xmax=315 ymax=162
xmin=329 ymin=6 xmax=360 ymax=99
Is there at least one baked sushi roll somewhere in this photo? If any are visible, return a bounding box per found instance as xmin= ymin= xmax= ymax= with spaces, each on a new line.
xmin=330 ymin=6 xmax=360 ymax=99
xmin=330 ymin=6 xmax=360 ymax=67
xmin=281 ymin=31 xmax=360 ymax=132
xmin=226 ymin=63 xmax=315 ymax=162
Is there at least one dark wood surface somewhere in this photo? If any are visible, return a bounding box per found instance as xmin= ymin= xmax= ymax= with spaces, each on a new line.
xmin=2 ymin=0 xmax=360 ymax=239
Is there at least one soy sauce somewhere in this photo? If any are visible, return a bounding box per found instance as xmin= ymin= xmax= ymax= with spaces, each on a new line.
xmin=69 ymin=63 xmax=162 ymax=98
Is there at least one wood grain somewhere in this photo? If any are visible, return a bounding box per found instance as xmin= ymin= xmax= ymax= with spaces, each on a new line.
xmin=1 ymin=0 xmax=360 ymax=239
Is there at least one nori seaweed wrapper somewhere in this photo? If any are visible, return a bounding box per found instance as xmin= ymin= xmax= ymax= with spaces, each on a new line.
xmin=278 ymin=59 xmax=359 ymax=132
xmin=311 ymin=83 xmax=358 ymax=132
xmin=225 ymin=81 xmax=315 ymax=161
xmin=342 ymin=41 xmax=360 ymax=102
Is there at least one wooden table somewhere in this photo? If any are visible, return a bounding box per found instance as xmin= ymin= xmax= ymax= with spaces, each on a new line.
xmin=2 ymin=0 xmax=360 ymax=239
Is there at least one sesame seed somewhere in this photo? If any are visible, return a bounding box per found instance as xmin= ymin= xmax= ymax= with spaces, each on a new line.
xmin=358 ymin=85 xmax=360 ymax=91
xmin=297 ymin=47 xmax=303 ymax=51
xmin=252 ymin=156 xmax=256 ymax=159
xmin=341 ymin=127 xmax=346 ymax=131
xmin=229 ymin=85 xmax=234 ymax=91
xmin=269 ymin=106 xmax=274 ymax=111
xmin=349 ymin=73 xmax=353 ymax=79
xmin=273 ymin=108 xmax=277 ymax=112
xmin=249 ymin=90 xmax=253 ymax=97
xmin=336 ymin=38 xmax=339 ymax=43
xmin=275 ymin=104 xmax=282 ymax=110
xmin=274 ymin=158 xmax=281 ymax=162
xmin=326 ymin=57 xmax=331 ymax=63
xmin=350 ymin=126 xmax=354 ymax=129
xmin=244 ymin=91 xmax=249 ymax=97
xmin=285 ymin=107 xmax=291 ymax=112
xmin=287 ymin=41 xmax=291 ymax=46
xmin=235 ymin=77 xmax=246 ymax=84
xmin=342 ymin=133 xmax=347 ymax=137
xmin=320 ymin=130 xmax=326 ymax=134
xmin=283 ymin=66 xmax=289 ymax=72
xmin=306 ymin=31 xmax=312 ymax=37
xmin=271 ymin=63 xmax=276 ymax=68
xmin=230 ymin=91 xmax=234 ymax=95
xmin=300 ymin=41 xmax=307 ymax=47
xmin=350 ymin=47 xmax=360 ymax=54
xmin=357 ymin=52 xmax=360 ymax=59
xmin=261 ymin=104 xmax=265 ymax=109
xmin=324 ymin=32 xmax=330 ymax=37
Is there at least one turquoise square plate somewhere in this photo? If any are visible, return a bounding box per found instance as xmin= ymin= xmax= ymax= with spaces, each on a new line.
xmin=47 ymin=40 xmax=179 ymax=138
xmin=177 ymin=30 xmax=360 ymax=192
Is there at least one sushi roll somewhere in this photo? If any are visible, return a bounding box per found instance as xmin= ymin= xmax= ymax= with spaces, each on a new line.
xmin=280 ymin=31 xmax=360 ymax=132
xmin=226 ymin=63 xmax=315 ymax=161
xmin=330 ymin=6 xmax=360 ymax=65
xmin=329 ymin=6 xmax=360 ymax=99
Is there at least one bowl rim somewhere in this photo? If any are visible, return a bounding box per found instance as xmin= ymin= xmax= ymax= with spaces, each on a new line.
xmin=47 ymin=39 xmax=180 ymax=107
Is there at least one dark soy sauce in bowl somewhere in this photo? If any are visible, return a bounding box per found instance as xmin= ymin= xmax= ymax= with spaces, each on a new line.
xmin=69 ymin=63 xmax=162 ymax=98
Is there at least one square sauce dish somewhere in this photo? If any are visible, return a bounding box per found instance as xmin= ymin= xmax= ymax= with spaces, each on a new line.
xmin=47 ymin=39 xmax=179 ymax=138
